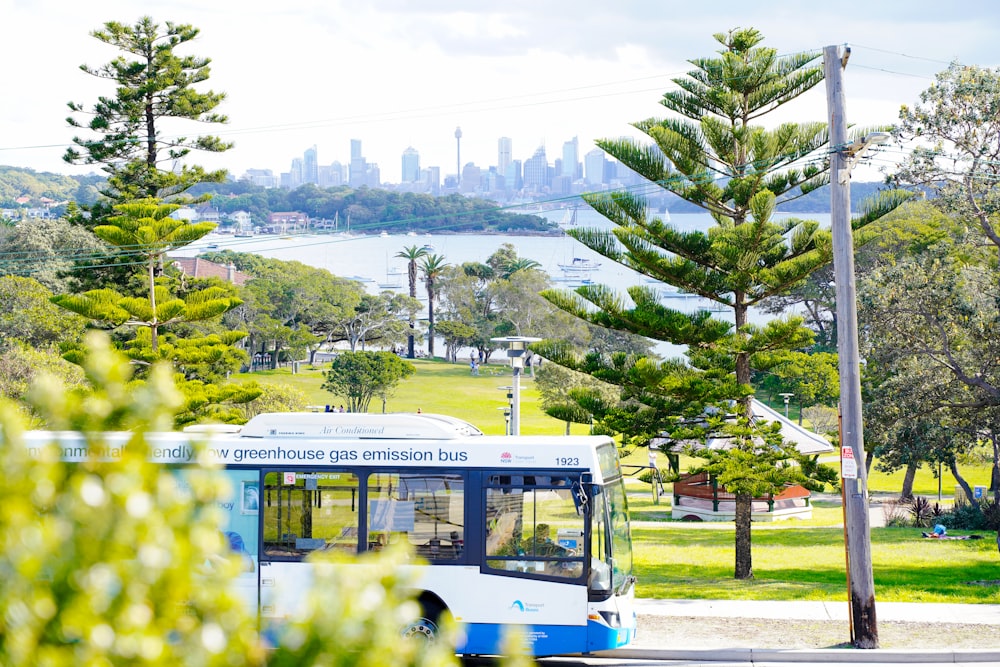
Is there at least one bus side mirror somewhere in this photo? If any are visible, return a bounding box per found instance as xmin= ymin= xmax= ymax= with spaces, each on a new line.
xmin=571 ymin=481 xmax=589 ymax=515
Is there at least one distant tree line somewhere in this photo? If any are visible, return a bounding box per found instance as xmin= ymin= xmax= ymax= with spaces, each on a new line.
xmin=1 ymin=163 xmax=893 ymax=223
xmin=191 ymin=182 xmax=556 ymax=234
xmin=0 ymin=167 xmax=556 ymax=234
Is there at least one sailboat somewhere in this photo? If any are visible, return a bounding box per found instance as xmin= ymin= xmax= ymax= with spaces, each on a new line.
xmin=558 ymin=256 xmax=601 ymax=275
xmin=558 ymin=206 xmax=579 ymax=228
xmin=378 ymin=253 xmax=403 ymax=289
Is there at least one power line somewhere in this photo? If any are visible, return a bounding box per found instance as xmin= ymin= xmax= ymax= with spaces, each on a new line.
xmin=0 ymin=45 xmax=862 ymax=157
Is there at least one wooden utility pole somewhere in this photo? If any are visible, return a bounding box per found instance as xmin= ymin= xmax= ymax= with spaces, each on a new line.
xmin=824 ymin=43 xmax=879 ymax=649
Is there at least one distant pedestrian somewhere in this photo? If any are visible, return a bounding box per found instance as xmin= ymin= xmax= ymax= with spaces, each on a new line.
xmin=470 ymin=360 xmax=479 ymax=376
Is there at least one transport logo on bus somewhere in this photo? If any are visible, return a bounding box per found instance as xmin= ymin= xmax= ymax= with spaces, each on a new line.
xmin=500 ymin=452 xmax=512 ymax=464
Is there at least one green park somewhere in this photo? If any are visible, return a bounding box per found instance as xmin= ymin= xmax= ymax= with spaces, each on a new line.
xmin=243 ymin=357 xmax=1000 ymax=605
xmin=1 ymin=14 xmax=999 ymax=664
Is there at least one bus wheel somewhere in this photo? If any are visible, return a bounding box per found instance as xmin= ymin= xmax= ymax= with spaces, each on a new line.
xmin=401 ymin=601 xmax=446 ymax=644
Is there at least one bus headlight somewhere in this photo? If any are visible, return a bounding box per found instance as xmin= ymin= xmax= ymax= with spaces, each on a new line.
xmin=597 ymin=611 xmax=621 ymax=628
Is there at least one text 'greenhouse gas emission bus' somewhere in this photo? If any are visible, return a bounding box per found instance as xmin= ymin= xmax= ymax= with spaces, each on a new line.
xmin=27 ymin=411 xmax=637 ymax=657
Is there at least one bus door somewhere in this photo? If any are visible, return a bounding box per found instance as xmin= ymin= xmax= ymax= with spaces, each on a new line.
xmin=479 ymin=473 xmax=589 ymax=623
xmin=217 ymin=469 xmax=261 ymax=611
xmin=258 ymin=470 xmax=361 ymax=623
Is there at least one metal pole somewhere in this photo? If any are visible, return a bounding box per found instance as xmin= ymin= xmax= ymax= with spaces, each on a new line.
xmin=824 ymin=43 xmax=879 ymax=649
xmin=511 ymin=365 xmax=522 ymax=435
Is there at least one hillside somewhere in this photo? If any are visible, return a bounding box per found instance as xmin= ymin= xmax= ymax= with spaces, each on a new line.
xmin=0 ymin=166 xmax=102 ymax=207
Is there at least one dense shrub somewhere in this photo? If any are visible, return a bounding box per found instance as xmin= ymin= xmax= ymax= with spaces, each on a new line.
xmin=905 ymin=496 xmax=936 ymax=527
xmin=939 ymin=499 xmax=999 ymax=531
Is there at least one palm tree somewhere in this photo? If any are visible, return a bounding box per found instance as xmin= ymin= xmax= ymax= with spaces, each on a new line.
xmin=418 ymin=253 xmax=448 ymax=358
xmin=502 ymin=257 xmax=542 ymax=279
xmin=395 ymin=245 xmax=429 ymax=358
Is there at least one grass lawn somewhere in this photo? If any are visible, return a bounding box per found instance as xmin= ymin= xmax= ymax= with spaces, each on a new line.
xmin=238 ymin=358 xmax=593 ymax=436
xmin=632 ymin=523 xmax=1000 ymax=604
xmin=239 ymin=358 xmax=999 ymax=604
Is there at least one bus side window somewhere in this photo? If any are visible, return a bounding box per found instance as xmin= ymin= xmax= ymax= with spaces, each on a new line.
xmin=262 ymin=471 xmax=360 ymax=559
xmin=368 ymin=472 xmax=465 ymax=560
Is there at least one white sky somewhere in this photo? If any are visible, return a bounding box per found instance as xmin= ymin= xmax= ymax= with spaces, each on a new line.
xmin=2 ymin=0 xmax=998 ymax=184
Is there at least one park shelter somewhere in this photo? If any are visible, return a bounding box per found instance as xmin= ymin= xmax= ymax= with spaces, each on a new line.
xmin=654 ymin=400 xmax=835 ymax=522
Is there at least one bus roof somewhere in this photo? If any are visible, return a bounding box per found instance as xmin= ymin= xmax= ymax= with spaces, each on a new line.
xmin=232 ymin=412 xmax=484 ymax=440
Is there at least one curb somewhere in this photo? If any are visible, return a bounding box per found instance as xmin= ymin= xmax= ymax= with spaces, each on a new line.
xmin=594 ymin=647 xmax=1000 ymax=663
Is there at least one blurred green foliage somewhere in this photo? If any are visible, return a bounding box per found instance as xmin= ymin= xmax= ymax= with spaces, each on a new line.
xmin=0 ymin=332 xmax=469 ymax=666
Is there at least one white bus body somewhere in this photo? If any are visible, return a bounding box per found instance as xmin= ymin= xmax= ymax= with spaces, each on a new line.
xmin=24 ymin=412 xmax=637 ymax=657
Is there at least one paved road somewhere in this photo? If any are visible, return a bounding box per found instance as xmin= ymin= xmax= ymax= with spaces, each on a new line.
xmin=634 ymin=598 xmax=1000 ymax=624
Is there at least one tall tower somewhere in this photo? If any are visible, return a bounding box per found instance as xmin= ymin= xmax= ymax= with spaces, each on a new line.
xmin=455 ymin=126 xmax=462 ymax=187
xmin=562 ymin=136 xmax=579 ymax=179
xmin=498 ymin=137 xmax=512 ymax=177
xmin=304 ymin=145 xmax=318 ymax=185
xmin=401 ymin=146 xmax=420 ymax=183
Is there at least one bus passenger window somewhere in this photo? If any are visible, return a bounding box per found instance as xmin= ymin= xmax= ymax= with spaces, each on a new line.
xmin=262 ymin=471 xmax=359 ymax=559
xmin=368 ymin=472 xmax=465 ymax=561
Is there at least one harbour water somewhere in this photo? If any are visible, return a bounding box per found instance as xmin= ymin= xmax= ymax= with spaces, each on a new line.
xmin=181 ymin=208 xmax=828 ymax=357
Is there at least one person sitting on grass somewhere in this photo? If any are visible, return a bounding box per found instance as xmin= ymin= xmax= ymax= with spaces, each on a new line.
xmin=922 ymin=524 xmax=947 ymax=538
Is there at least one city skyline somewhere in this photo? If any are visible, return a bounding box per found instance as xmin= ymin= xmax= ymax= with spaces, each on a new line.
xmin=243 ymin=132 xmax=650 ymax=203
xmin=253 ymin=133 xmax=611 ymax=190
xmin=2 ymin=2 xmax=999 ymax=185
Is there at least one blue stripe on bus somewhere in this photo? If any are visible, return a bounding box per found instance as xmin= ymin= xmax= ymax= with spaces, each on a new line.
xmin=458 ymin=620 xmax=633 ymax=656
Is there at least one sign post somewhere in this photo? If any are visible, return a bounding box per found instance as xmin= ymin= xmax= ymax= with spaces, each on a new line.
xmin=841 ymin=445 xmax=858 ymax=480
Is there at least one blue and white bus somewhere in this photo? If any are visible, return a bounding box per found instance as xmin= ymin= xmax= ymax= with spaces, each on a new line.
xmin=29 ymin=411 xmax=637 ymax=657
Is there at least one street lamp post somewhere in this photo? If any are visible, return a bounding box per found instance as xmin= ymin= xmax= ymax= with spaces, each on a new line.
xmin=825 ymin=43 xmax=888 ymax=649
xmin=497 ymin=406 xmax=511 ymax=435
xmin=497 ymin=386 xmax=513 ymax=434
xmin=779 ymin=393 xmax=794 ymax=420
xmin=491 ymin=336 xmax=540 ymax=435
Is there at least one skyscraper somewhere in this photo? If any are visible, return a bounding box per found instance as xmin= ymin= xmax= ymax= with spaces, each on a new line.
xmin=498 ymin=137 xmax=512 ymax=177
xmin=401 ymin=146 xmax=420 ymax=183
xmin=584 ymin=147 xmax=607 ymax=186
xmin=562 ymin=136 xmax=580 ymax=179
xmin=523 ymin=145 xmax=548 ymax=192
xmin=505 ymin=159 xmax=522 ymax=191
xmin=349 ymin=140 xmax=367 ymax=188
xmin=304 ymin=145 xmax=318 ymax=185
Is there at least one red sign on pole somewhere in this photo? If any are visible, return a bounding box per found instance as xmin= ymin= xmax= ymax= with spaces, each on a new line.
xmin=841 ymin=446 xmax=858 ymax=479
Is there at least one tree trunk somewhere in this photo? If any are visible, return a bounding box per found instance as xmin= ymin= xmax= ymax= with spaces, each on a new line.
xmin=734 ymin=299 xmax=752 ymax=416
xmin=734 ymin=493 xmax=753 ymax=580
xmin=900 ymin=462 xmax=918 ymax=500
xmin=148 ymin=260 xmax=159 ymax=354
xmin=427 ymin=289 xmax=435 ymax=357
xmin=990 ymin=433 xmax=1000 ymax=495
xmin=951 ymin=460 xmax=975 ymax=507
xmin=407 ymin=261 xmax=417 ymax=359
